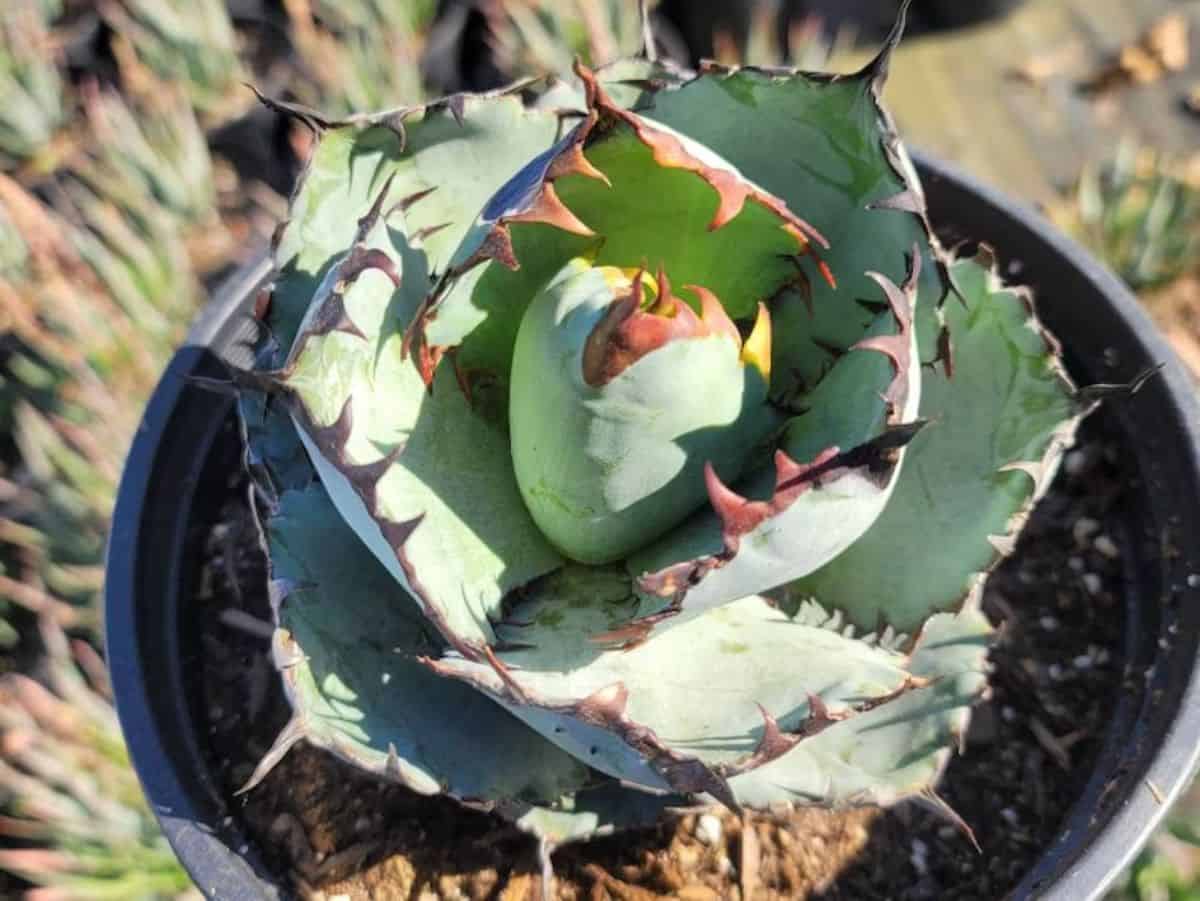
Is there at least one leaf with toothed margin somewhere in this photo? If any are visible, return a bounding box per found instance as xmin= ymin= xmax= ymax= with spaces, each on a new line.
xmin=270 ymin=94 xmax=563 ymax=353
xmin=614 ymin=265 xmax=923 ymax=641
xmin=279 ymin=230 xmax=564 ymax=650
xmin=238 ymin=390 xmax=313 ymax=497
xmin=784 ymin=252 xmax=1083 ymax=633
xmin=411 ymin=62 xmax=831 ymax=383
xmin=426 ymin=565 xmax=961 ymax=808
xmin=509 ymin=258 xmax=781 ymax=565
xmin=725 ymin=598 xmax=992 ymax=808
xmin=639 ymin=8 xmax=943 ymax=400
xmin=250 ymin=483 xmax=593 ymax=804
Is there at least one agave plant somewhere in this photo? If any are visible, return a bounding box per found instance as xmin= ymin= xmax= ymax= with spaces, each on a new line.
xmin=229 ymin=6 xmax=1093 ymax=864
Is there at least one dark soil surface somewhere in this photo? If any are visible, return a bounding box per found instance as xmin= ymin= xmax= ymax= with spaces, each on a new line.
xmin=196 ymin=412 xmax=1134 ymax=900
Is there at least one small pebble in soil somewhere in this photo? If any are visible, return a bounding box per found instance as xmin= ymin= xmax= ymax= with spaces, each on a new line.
xmin=910 ymin=838 xmax=929 ymax=875
xmin=1072 ymin=517 xmax=1100 ymax=544
xmin=695 ymin=814 xmax=722 ymax=847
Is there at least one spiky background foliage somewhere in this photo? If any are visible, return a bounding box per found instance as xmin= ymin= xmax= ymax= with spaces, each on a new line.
xmin=283 ymin=0 xmax=427 ymax=115
xmin=500 ymin=0 xmax=648 ymax=71
xmin=1 ymin=0 xmax=266 ymax=894
xmin=0 ymin=617 xmax=197 ymax=900
xmin=100 ymin=0 xmax=246 ymax=120
xmin=1052 ymin=142 xmax=1200 ymax=292
xmin=0 ymin=1 xmax=66 ymax=170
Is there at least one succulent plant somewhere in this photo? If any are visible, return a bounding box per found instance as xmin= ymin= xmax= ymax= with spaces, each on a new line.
xmin=101 ymin=0 xmax=244 ymax=120
xmin=499 ymin=0 xmax=650 ymax=73
xmin=0 ymin=171 xmax=195 ymax=640
xmin=76 ymin=83 xmax=217 ymax=228
xmin=0 ymin=616 xmax=193 ymax=899
xmin=0 ymin=0 xmax=66 ymax=169
xmin=231 ymin=5 xmax=1094 ymax=863
xmin=284 ymin=0 xmax=428 ymax=117
xmin=1051 ymin=141 xmax=1199 ymax=292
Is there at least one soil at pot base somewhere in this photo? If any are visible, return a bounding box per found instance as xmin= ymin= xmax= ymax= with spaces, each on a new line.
xmin=195 ymin=407 xmax=1132 ymax=900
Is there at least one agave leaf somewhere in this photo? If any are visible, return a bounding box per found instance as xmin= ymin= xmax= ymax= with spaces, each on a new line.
xmin=638 ymin=19 xmax=943 ymax=399
xmin=509 ymin=259 xmax=780 ymax=564
xmin=259 ymin=91 xmax=582 ymax=649
xmin=277 ymin=64 xmax=843 ymax=645
xmin=278 ymin=218 xmax=562 ymax=650
xmin=619 ymin=261 xmax=922 ymax=640
xmin=726 ymin=602 xmax=991 ymax=807
xmin=784 ymin=251 xmax=1084 ymax=633
xmin=238 ymin=391 xmax=312 ymax=499
xmin=513 ymin=781 xmax=681 ymax=846
xmin=243 ymin=284 xmax=672 ymax=844
xmin=255 ymin=481 xmax=592 ymax=802
xmin=427 ymin=564 xmax=987 ymax=807
xmin=271 ymin=91 xmax=564 ymax=353
xmin=411 ymin=62 xmax=830 ymax=385
xmin=531 ymin=56 xmax=689 ymax=112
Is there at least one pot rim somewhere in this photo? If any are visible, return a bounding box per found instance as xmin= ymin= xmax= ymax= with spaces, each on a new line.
xmin=918 ymin=154 xmax=1200 ymax=900
xmin=105 ymin=152 xmax=1200 ymax=901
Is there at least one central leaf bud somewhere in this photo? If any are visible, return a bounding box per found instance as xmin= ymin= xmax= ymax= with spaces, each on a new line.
xmin=509 ymin=258 xmax=779 ymax=565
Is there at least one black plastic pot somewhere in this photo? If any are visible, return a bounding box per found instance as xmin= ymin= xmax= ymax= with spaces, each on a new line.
xmin=106 ymin=154 xmax=1200 ymax=900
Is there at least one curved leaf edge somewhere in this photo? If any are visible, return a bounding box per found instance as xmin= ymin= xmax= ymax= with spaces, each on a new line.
xmin=613 ymin=254 xmax=926 ymax=643
xmin=402 ymin=60 xmax=835 ymax=385
xmin=778 ymin=243 xmax=1091 ymax=639
xmin=422 ymin=581 xmax=992 ymax=813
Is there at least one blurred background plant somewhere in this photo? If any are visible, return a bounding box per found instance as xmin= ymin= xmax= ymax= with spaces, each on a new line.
xmin=0 ymin=616 xmax=199 ymax=900
xmin=0 ymin=0 xmax=1196 ymax=897
xmin=283 ymin=0 xmax=427 ymax=114
xmin=0 ymin=1 xmax=68 ymax=173
xmin=1051 ymin=144 xmax=1200 ymax=380
xmin=1108 ymin=785 xmax=1200 ymax=901
xmin=99 ymin=0 xmax=246 ymax=122
xmin=1051 ymin=141 xmax=1200 ymax=292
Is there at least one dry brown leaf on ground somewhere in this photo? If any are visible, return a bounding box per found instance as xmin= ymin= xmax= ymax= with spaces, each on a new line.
xmin=1186 ymin=82 xmax=1200 ymax=116
xmin=1146 ymin=13 xmax=1191 ymax=72
xmin=1081 ymin=12 xmax=1190 ymax=94
xmin=1009 ymin=43 xmax=1087 ymax=86
xmin=1143 ymin=274 xmax=1200 ymax=380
